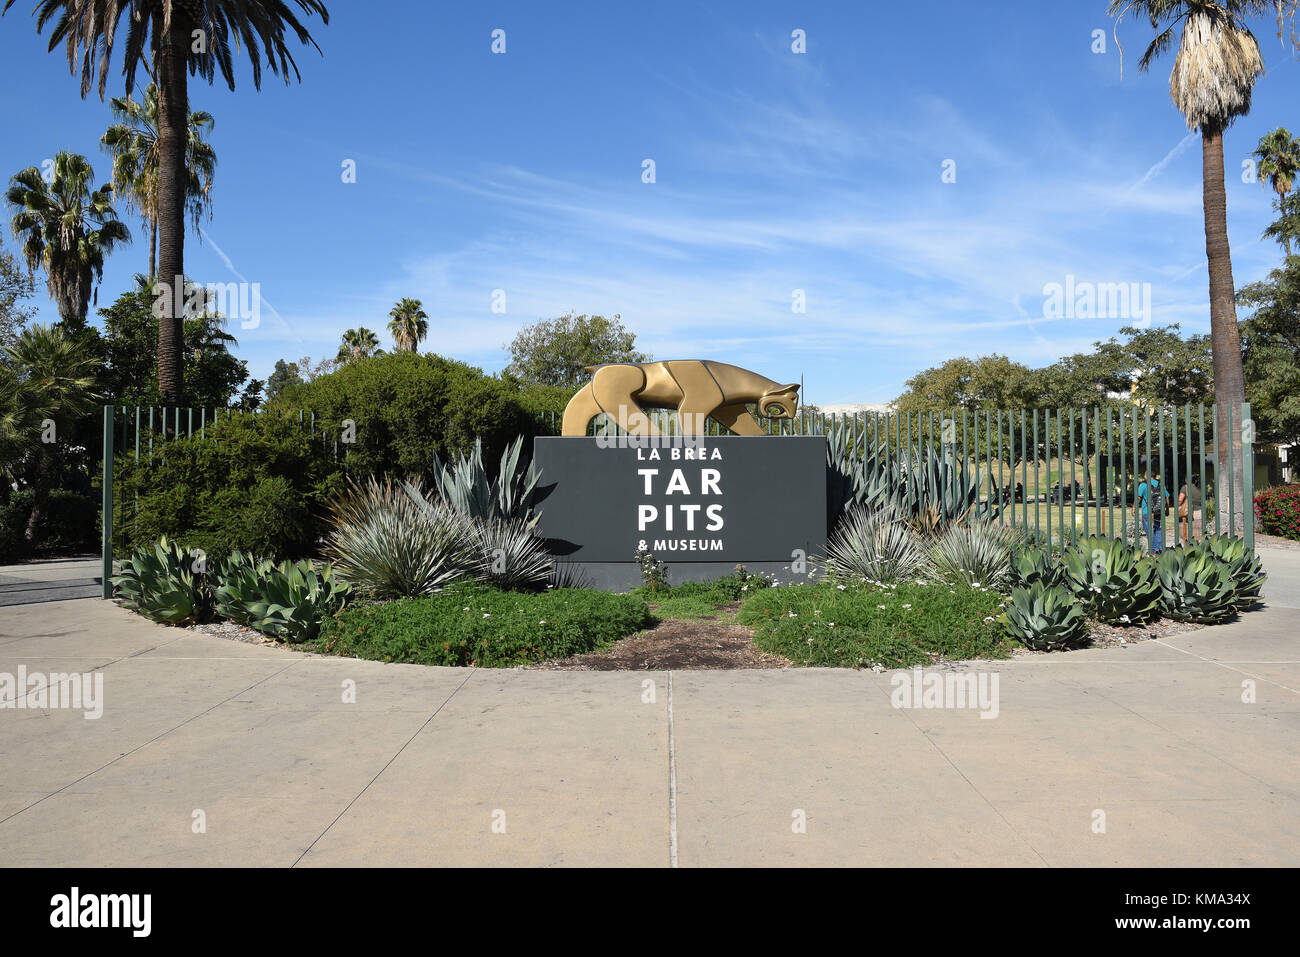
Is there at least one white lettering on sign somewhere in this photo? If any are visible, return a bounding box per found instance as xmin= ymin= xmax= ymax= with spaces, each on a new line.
xmin=634 ymin=452 xmax=726 ymax=547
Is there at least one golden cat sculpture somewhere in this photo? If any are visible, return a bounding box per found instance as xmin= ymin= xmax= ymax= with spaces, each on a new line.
xmin=561 ymin=360 xmax=800 ymax=436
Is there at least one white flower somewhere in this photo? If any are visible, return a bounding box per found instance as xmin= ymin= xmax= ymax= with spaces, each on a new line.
xmin=902 ymin=603 xmax=912 ymax=609
xmin=836 ymin=584 xmax=846 ymax=591
xmin=877 ymin=605 xmax=886 ymax=610
xmin=463 ymin=607 xmax=470 ymax=611
xmin=983 ymin=616 xmax=996 ymax=623
xmin=828 ymin=622 xmax=836 ymax=628
xmin=788 ymin=611 xmax=798 ymax=618
xmin=539 ymin=620 xmax=547 ymax=625
xmin=483 ymin=613 xmax=491 ymax=618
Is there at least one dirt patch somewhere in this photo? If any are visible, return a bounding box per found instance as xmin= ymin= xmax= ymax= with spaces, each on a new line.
xmin=531 ymin=615 xmax=791 ymax=671
xmin=1010 ymin=616 xmax=1206 ymax=656
xmin=1255 ymin=533 xmax=1300 ymax=550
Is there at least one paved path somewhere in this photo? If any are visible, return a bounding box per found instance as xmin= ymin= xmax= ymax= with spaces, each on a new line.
xmin=0 ymin=550 xmax=1296 ymax=866
xmin=0 ymin=557 xmax=102 ymax=606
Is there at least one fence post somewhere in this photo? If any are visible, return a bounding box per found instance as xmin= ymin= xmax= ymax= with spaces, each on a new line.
xmin=101 ymin=405 xmax=114 ymax=599
xmin=1242 ymin=401 xmax=1254 ymax=551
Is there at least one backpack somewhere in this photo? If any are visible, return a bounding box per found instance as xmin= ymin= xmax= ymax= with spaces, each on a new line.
xmin=1148 ymin=480 xmax=1164 ymax=517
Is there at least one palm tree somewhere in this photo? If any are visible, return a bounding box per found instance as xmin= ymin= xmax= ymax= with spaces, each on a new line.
xmin=1253 ymin=127 xmax=1300 ymax=257
xmin=0 ymin=324 xmax=101 ymax=543
xmin=1110 ymin=0 xmax=1275 ymax=535
xmin=387 ymin=299 xmax=429 ymax=352
xmin=101 ymin=82 xmax=217 ymax=280
xmin=5 ymin=151 xmax=130 ymax=328
xmin=338 ymin=326 xmax=381 ymax=361
xmin=3 ymin=1 xmax=330 ymax=404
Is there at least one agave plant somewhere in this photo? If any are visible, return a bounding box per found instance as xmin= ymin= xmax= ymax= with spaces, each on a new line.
xmin=324 ymin=477 xmax=475 ymax=598
xmin=112 ymin=535 xmax=217 ymax=625
xmin=823 ymin=421 xmax=994 ymax=534
xmin=428 ymin=435 xmax=540 ymax=528
xmin=1007 ymin=543 xmax=1065 ymax=590
xmin=929 ymin=521 xmax=1022 ymax=589
xmin=1000 ymin=582 xmax=1089 ymax=651
xmin=1152 ymin=545 xmax=1238 ymax=623
xmin=215 ymin=556 xmax=350 ymax=643
xmin=1197 ymin=534 xmax=1266 ymax=605
xmin=824 ymin=505 xmax=927 ymax=584
xmin=1061 ymin=536 xmax=1162 ymax=625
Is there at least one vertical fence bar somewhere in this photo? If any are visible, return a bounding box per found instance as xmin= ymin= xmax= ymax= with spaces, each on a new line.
xmin=996 ymin=410 xmax=1004 ymax=524
xmin=1226 ymin=402 xmax=1236 ymax=538
xmin=1105 ymin=407 xmax=1113 ymax=538
xmin=1032 ymin=409 xmax=1040 ymax=543
xmin=101 ymin=406 xmax=114 ymax=599
xmin=1119 ymin=407 xmax=1128 ymax=544
xmin=1185 ymin=404 xmax=1194 ymax=542
xmin=1243 ymin=401 xmax=1254 ymax=551
xmin=1158 ymin=407 xmax=1166 ymax=549
xmin=1210 ymin=404 xmax=1219 ymax=536
xmin=1171 ymin=407 xmax=1180 ymax=546
xmin=1068 ymin=408 xmax=1077 ymax=543
xmin=1021 ymin=410 xmax=1029 ymax=539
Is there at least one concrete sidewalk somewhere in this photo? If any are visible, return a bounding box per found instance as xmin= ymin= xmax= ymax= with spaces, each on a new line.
xmin=0 ymin=574 xmax=1296 ymax=866
xmin=0 ymin=557 xmax=102 ymax=606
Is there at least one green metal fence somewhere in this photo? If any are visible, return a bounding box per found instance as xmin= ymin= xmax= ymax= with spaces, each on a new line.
xmin=101 ymin=401 xmax=1257 ymax=598
xmin=533 ymin=402 xmax=1257 ymax=552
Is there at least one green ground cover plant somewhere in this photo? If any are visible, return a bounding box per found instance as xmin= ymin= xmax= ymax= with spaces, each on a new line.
xmin=737 ymin=578 xmax=1008 ymax=668
xmin=315 ymin=582 xmax=652 ymax=667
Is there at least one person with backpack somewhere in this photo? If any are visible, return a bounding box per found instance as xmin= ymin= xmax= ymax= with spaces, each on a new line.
xmin=1135 ymin=469 xmax=1171 ymax=553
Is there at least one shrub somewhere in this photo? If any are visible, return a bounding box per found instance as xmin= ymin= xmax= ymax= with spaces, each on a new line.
xmin=1000 ymin=582 xmax=1090 ymax=651
xmin=1152 ymin=545 xmax=1238 ymax=623
xmin=1007 ymin=542 xmax=1065 ymax=590
xmin=324 ymin=477 xmax=475 ymax=599
xmin=115 ymin=411 xmax=339 ymax=559
xmin=737 ymin=579 xmax=1008 ymax=667
xmin=0 ymin=488 xmax=99 ymax=559
xmin=824 ymin=505 xmax=927 ymax=584
xmin=1061 ymin=536 xmax=1162 ymax=625
xmin=112 ymin=536 xmax=219 ymax=625
xmin=276 ymin=351 xmax=533 ymax=474
xmin=467 ymin=517 xmax=553 ymax=590
xmin=315 ymin=582 xmax=652 ymax=667
xmin=1255 ymin=484 xmax=1300 ymax=540
xmin=214 ymin=554 xmax=351 ymax=643
xmin=928 ymin=521 xmax=1021 ymax=589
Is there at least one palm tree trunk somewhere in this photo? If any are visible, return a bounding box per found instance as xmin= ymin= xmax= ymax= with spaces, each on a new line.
xmin=1201 ymin=127 xmax=1247 ymax=534
xmin=149 ymin=220 xmax=158 ymax=280
xmin=154 ymin=14 xmax=190 ymax=406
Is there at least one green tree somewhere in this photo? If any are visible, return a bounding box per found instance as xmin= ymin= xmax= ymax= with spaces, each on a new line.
xmin=265 ymin=358 xmax=303 ymax=402
xmin=4 ymin=0 xmax=330 ymax=402
xmin=0 ymin=232 xmax=35 ymax=348
xmin=506 ymin=311 xmax=650 ymax=388
xmin=1263 ymin=191 xmax=1300 ymax=258
xmin=1238 ymin=258 xmax=1300 ymax=449
xmin=894 ymin=355 xmax=1035 ymax=413
xmin=5 ymin=152 xmax=130 ymax=327
xmin=387 ymin=298 xmax=428 ymax=352
xmin=98 ymin=283 xmax=248 ymax=407
xmin=1109 ymin=0 xmax=1295 ymax=530
xmin=0 ymin=324 xmax=101 ymax=541
xmin=1252 ymin=127 xmax=1300 ymax=257
xmin=100 ymin=82 xmax=217 ymax=279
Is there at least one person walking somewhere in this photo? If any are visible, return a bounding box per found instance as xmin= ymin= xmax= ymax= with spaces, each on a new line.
xmin=1178 ymin=479 xmax=1202 ymax=541
xmin=1135 ymin=469 xmax=1171 ymax=553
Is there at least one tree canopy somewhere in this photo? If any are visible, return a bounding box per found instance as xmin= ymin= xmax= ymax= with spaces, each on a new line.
xmin=505 ymin=312 xmax=649 ymax=388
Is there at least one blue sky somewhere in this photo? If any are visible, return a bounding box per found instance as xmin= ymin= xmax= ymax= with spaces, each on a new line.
xmin=2 ymin=1 xmax=1297 ymax=405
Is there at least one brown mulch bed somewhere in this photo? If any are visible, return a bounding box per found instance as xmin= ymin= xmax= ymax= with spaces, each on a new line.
xmin=530 ymin=611 xmax=791 ymax=671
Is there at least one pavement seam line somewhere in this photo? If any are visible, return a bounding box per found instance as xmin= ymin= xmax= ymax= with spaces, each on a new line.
xmin=291 ymin=666 xmax=480 ymax=867
xmin=1043 ymin=669 xmax=1300 ymax=803
xmin=0 ymin=659 xmax=297 ymax=827
xmin=668 ymin=670 xmax=678 ymax=869
xmin=870 ymin=674 xmax=1052 ymax=867
xmin=1151 ymin=637 xmax=1300 ymax=695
